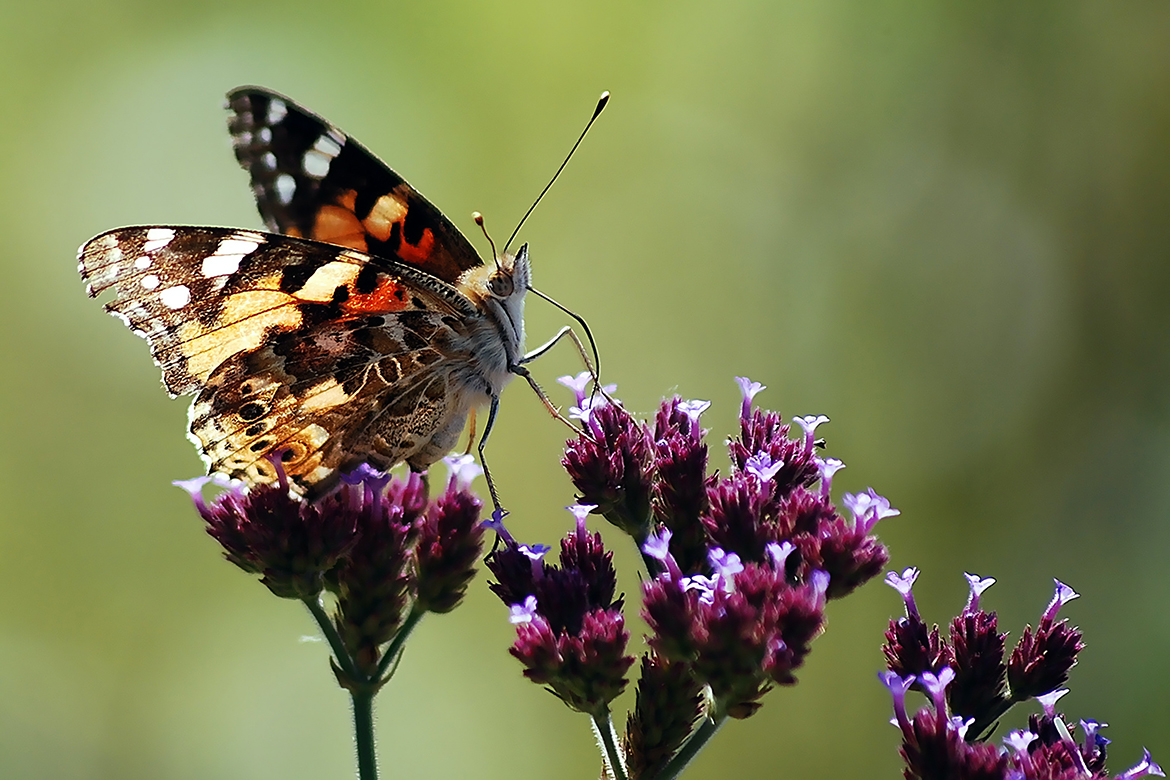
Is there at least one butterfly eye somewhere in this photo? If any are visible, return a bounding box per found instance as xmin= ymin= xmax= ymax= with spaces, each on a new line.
xmin=488 ymin=272 xmax=514 ymax=298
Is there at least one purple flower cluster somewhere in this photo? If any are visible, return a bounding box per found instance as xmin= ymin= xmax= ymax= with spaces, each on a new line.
xmin=489 ymin=374 xmax=894 ymax=778
xmin=881 ymin=571 xmax=1161 ymax=780
xmin=485 ymin=503 xmax=633 ymax=716
xmin=177 ymin=453 xmax=484 ymax=681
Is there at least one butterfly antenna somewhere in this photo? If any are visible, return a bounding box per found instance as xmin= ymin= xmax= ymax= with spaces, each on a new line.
xmin=526 ymin=285 xmax=602 ymax=386
xmin=502 ymin=91 xmax=610 ymax=255
xmin=473 ymin=212 xmax=502 ymax=271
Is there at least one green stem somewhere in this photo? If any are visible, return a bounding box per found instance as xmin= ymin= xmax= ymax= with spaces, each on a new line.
xmin=302 ymin=595 xmax=357 ymax=680
xmin=376 ymin=608 xmax=424 ymax=680
xmin=352 ymin=689 xmax=378 ymax=780
xmin=592 ymin=707 xmax=629 ymax=780
xmin=649 ymin=711 xmax=728 ymax=780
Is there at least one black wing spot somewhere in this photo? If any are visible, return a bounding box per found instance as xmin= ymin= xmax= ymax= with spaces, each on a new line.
xmin=245 ymin=423 xmax=266 ymax=436
xmin=355 ymin=265 xmax=379 ymax=294
xmin=250 ymin=440 xmax=271 ymax=452
xmin=239 ymin=402 xmax=265 ymax=421
xmin=402 ymin=200 xmax=426 ymax=245
xmin=279 ymin=263 xmax=317 ymax=293
xmin=332 ymin=284 xmax=349 ymax=303
xmin=353 ymin=188 xmax=380 ymax=220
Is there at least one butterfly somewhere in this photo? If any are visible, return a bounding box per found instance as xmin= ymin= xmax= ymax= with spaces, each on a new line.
xmin=78 ymin=86 xmax=604 ymax=506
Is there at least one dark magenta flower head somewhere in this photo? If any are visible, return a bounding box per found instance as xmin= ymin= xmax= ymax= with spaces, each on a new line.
xmin=486 ymin=508 xmax=633 ymax=715
xmin=1007 ymin=580 xmax=1084 ymax=701
xmin=562 ymin=390 xmax=655 ymax=539
xmin=174 ymin=455 xmax=360 ymax=600
xmin=413 ymin=454 xmax=486 ymax=615
xmin=329 ymin=469 xmax=428 ymax=675
xmin=651 ymin=396 xmax=715 ymax=571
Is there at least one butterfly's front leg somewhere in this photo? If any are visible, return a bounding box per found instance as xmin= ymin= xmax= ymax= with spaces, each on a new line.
xmin=510 ymin=325 xmax=606 ymax=435
xmin=476 ymin=394 xmax=506 ymax=517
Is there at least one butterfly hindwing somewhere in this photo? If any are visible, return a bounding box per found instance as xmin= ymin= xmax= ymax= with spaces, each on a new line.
xmin=79 ymin=226 xmax=482 ymax=493
xmin=227 ymin=86 xmax=483 ymax=285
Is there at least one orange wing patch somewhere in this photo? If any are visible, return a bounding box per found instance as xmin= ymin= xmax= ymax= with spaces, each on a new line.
xmin=311 ymin=190 xmax=366 ymax=251
xmin=307 ymin=187 xmax=437 ymax=269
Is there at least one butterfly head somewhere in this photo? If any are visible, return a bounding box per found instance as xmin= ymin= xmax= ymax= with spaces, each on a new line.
xmin=487 ymin=243 xmax=531 ymax=300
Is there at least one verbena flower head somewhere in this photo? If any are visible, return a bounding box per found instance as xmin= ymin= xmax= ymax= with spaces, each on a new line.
xmin=485 ymin=505 xmax=633 ymax=716
xmin=560 ymin=377 xmax=891 ymax=726
xmin=178 ymin=454 xmax=485 ymax=679
xmin=175 ymin=455 xmax=361 ymax=600
xmin=879 ymin=570 xmax=1158 ymax=780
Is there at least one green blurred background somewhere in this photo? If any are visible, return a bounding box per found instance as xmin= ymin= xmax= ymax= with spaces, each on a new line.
xmin=2 ymin=0 xmax=1168 ymax=777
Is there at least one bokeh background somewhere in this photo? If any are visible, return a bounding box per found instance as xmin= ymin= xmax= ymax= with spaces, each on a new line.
xmin=2 ymin=1 xmax=1168 ymax=778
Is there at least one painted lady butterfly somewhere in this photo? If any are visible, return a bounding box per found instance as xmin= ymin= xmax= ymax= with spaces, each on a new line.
xmin=78 ymin=87 xmax=605 ymax=506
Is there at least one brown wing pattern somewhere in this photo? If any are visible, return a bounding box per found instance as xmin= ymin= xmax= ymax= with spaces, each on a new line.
xmin=227 ymin=87 xmax=484 ymax=285
xmin=78 ymin=226 xmax=479 ymax=494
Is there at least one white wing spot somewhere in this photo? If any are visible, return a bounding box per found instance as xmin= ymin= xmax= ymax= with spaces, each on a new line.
xmin=233 ymin=130 xmax=252 ymax=148
xmin=302 ymin=150 xmax=331 ymax=179
xmin=201 ymin=236 xmax=261 ymax=277
xmin=134 ymin=256 xmax=151 ymax=270
xmin=262 ymin=152 xmax=277 ymax=170
xmin=202 ymin=254 xmax=242 ymax=277
xmin=266 ymin=98 xmax=287 ymax=124
xmin=159 ymin=285 xmax=191 ymax=309
xmin=140 ymin=274 xmax=160 ymax=290
xmin=217 ymin=238 xmax=261 ymax=256
xmin=143 ymin=228 xmax=175 ymax=252
xmin=327 ymin=128 xmax=346 ymax=147
xmin=275 ymin=174 xmax=296 ymax=204
xmin=313 ymin=134 xmax=342 ymax=157
xmin=258 ymin=127 xmax=272 ymax=143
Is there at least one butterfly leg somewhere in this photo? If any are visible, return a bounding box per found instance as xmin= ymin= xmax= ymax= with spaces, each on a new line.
xmin=519 ymin=325 xmax=594 ymax=371
xmin=477 ymin=394 xmax=506 ymax=517
xmin=509 ymin=364 xmax=581 ymax=435
xmin=512 ymin=325 xmax=606 ymax=436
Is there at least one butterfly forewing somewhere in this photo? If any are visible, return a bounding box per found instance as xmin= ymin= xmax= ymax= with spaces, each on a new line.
xmin=79 ymin=226 xmax=486 ymax=494
xmin=227 ymin=87 xmax=483 ymax=284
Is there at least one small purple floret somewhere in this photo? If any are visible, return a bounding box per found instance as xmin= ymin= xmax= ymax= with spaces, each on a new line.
xmin=813 ymin=457 xmax=845 ymax=497
xmin=557 ymin=371 xmax=593 ymax=405
xmin=1003 ymin=730 xmax=1038 ymax=754
xmin=1119 ymin=749 xmax=1166 ymax=779
xmin=519 ymin=544 xmax=551 ymax=562
xmin=744 ymin=451 xmax=785 ymax=481
xmin=963 ymin=572 xmax=996 ymax=613
xmin=567 ymin=503 xmax=598 ymax=525
xmin=885 ymin=567 xmax=921 ymax=620
xmin=677 ymin=399 xmax=711 ymax=428
xmin=879 ymin=670 xmax=914 ymax=728
xmin=481 ymin=508 xmax=515 ymax=545
xmin=765 ymin=540 xmax=795 ymax=570
xmin=1036 ymin=688 xmax=1068 ymax=717
xmin=708 ymin=547 xmax=744 ymax=588
xmin=793 ymin=415 xmax=830 ymax=449
xmin=509 ymin=595 xmax=539 ymax=625
xmin=642 ymin=528 xmax=673 ymax=561
xmin=919 ymin=667 xmax=955 ymax=712
xmin=734 ymin=376 xmax=766 ymax=419
xmin=1042 ymin=579 xmax=1080 ymax=621
xmin=442 ymin=453 xmax=483 ymax=490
